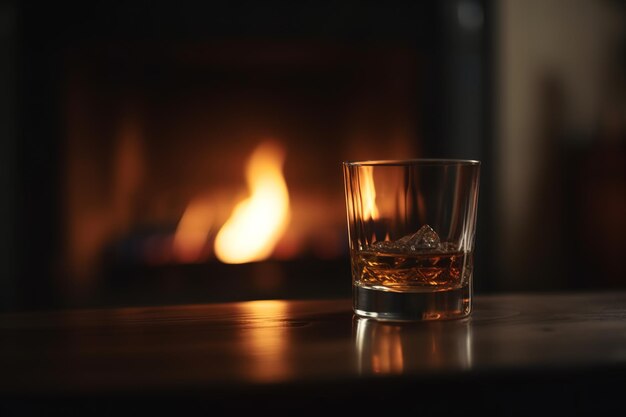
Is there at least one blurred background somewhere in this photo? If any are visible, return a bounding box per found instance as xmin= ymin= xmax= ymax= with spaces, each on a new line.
xmin=0 ymin=0 xmax=624 ymax=312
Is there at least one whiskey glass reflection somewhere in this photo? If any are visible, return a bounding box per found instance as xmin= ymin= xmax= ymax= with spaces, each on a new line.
xmin=353 ymin=317 xmax=472 ymax=374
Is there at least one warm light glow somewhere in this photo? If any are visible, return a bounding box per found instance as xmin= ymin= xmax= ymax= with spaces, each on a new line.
xmin=173 ymin=196 xmax=214 ymax=263
xmin=214 ymin=141 xmax=291 ymax=264
xmin=237 ymin=300 xmax=291 ymax=382
xmin=361 ymin=166 xmax=379 ymax=220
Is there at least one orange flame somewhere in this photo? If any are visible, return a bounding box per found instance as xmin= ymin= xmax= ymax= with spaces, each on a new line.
xmin=361 ymin=166 xmax=379 ymax=220
xmin=173 ymin=195 xmax=214 ymax=263
xmin=214 ymin=142 xmax=291 ymax=264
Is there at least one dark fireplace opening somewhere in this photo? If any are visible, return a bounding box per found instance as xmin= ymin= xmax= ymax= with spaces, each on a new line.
xmin=63 ymin=39 xmax=422 ymax=304
xmin=10 ymin=1 xmax=491 ymax=311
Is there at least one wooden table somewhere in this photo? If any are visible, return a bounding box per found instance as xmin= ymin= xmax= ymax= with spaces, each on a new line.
xmin=2 ymin=292 xmax=626 ymax=415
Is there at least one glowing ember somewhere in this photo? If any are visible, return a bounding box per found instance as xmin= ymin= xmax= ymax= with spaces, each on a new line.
xmin=361 ymin=166 xmax=379 ymax=220
xmin=214 ymin=141 xmax=291 ymax=264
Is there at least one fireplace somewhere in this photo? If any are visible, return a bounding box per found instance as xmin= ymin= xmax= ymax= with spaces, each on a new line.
xmin=11 ymin=1 xmax=491 ymax=310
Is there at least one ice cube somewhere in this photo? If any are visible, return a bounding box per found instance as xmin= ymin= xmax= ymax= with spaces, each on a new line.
xmin=400 ymin=224 xmax=441 ymax=250
xmin=370 ymin=224 xmax=441 ymax=252
xmin=371 ymin=240 xmax=402 ymax=252
xmin=438 ymin=241 xmax=459 ymax=252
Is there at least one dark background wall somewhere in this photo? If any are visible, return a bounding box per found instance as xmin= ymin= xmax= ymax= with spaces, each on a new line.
xmin=1 ymin=0 xmax=624 ymax=311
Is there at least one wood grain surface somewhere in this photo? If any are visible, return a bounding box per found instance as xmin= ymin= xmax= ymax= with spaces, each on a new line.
xmin=2 ymin=292 xmax=625 ymax=415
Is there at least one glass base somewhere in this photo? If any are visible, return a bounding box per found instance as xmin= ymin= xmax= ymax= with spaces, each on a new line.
xmin=353 ymin=284 xmax=471 ymax=321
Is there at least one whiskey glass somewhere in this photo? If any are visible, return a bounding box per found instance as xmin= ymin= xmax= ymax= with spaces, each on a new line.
xmin=343 ymin=159 xmax=480 ymax=321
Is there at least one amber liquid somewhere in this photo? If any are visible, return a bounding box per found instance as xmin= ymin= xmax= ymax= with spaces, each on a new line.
xmin=354 ymin=250 xmax=467 ymax=291
xmin=352 ymin=249 xmax=472 ymax=321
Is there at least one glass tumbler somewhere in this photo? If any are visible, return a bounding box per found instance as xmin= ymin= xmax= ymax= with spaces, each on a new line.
xmin=343 ymin=159 xmax=480 ymax=321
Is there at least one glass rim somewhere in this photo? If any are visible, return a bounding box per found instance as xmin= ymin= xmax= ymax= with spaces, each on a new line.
xmin=342 ymin=158 xmax=481 ymax=167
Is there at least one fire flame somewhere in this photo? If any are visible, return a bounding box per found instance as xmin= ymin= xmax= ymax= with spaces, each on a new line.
xmin=214 ymin=141 xmax=291 ymax=264
xmin=173 ymin=195 xmax=214 ymax=263
xmin=361 ymin=166 xmax=379 ymax=220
